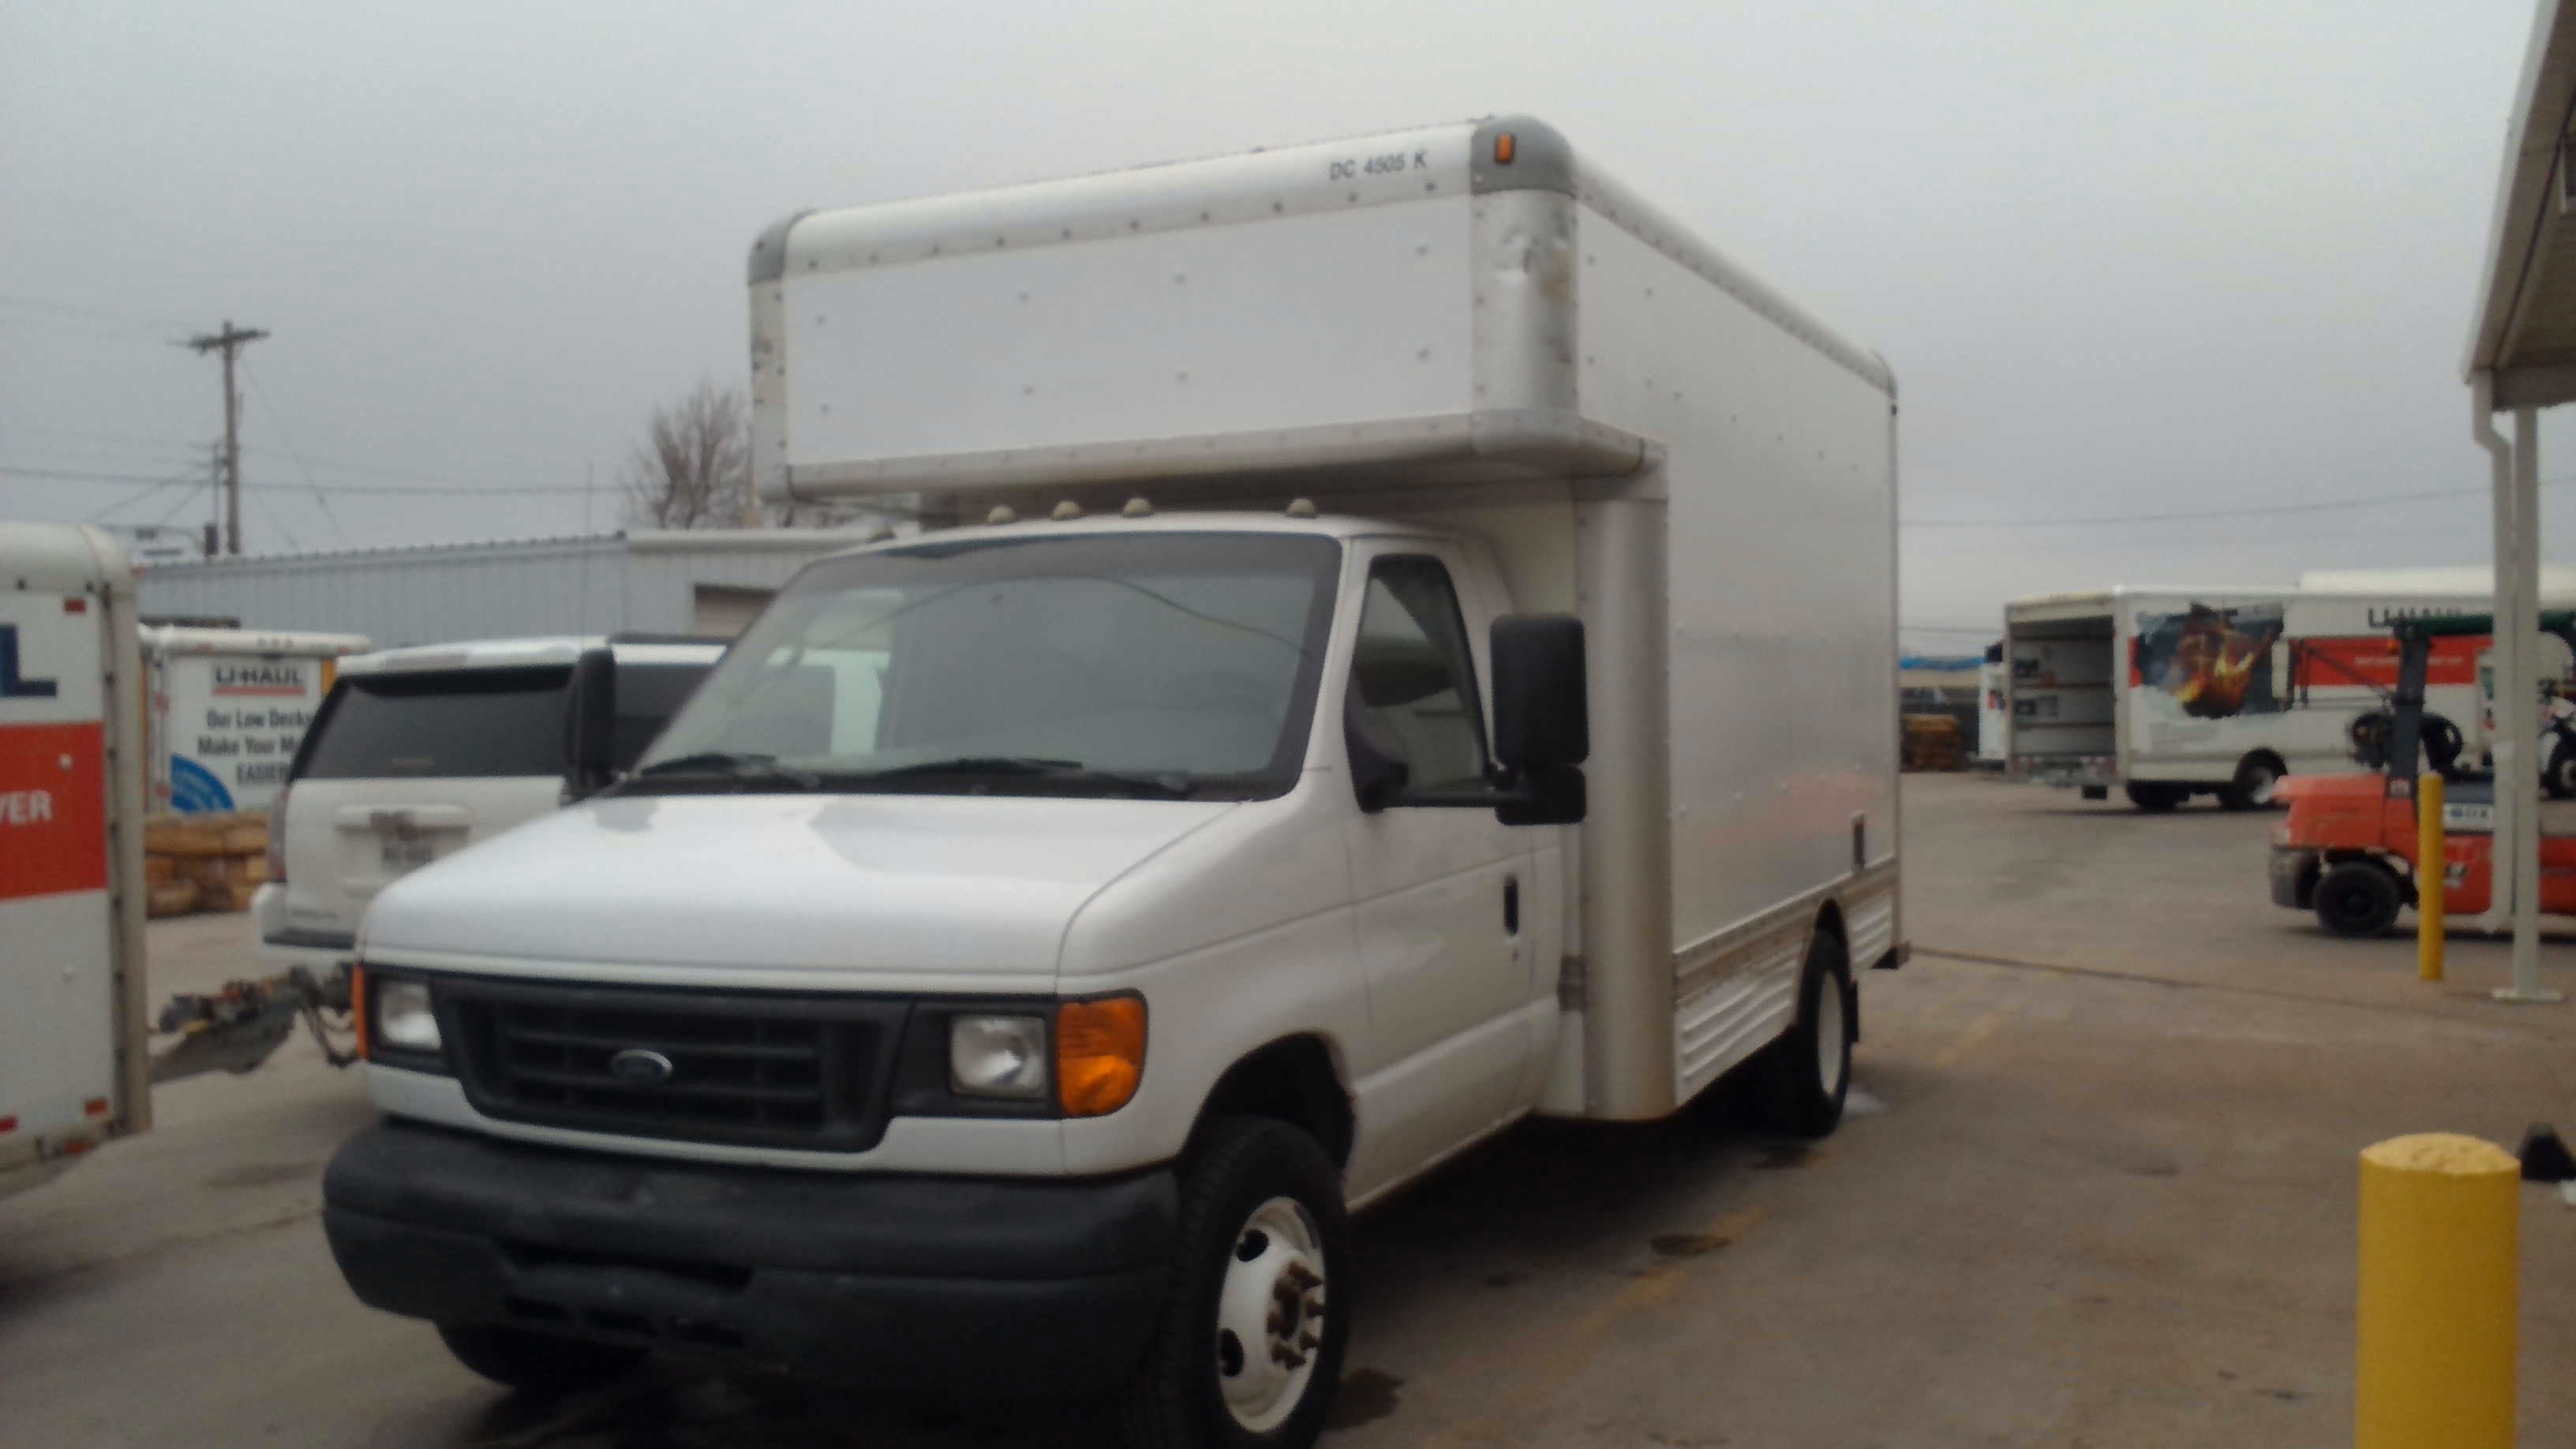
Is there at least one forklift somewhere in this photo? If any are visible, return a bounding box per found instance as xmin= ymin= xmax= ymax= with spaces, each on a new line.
xmin=2271 ymin=610 xmax=2576 ymax=937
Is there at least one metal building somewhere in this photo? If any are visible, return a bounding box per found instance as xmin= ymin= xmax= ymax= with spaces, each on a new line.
xmin=136 ymin=529 xmax=877 ymax=645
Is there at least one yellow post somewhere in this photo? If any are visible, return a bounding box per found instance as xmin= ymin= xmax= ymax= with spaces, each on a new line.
xmin=2356 ymin=1133 xmax=2520 ymax=1449
xmin=2417 ymin=773 xmax=2446 ymax=983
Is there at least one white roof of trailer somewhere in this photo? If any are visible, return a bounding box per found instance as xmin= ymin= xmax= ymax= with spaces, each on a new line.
xmin=1 ymin=520 xmax=134 ymax=597
xmin=139 ymin=626 xmax=370 ymax=657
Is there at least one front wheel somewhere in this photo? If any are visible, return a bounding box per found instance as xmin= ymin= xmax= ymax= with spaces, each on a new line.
xmin=2546 ymin=737 xmax=2576 ymax=800
xmin=1120 ymin=1118 xmax=1350 ymax=1449
xmin=1760 ymin=927 xmax=1852 ymax=1138
xmin=2313 ymin=859 xmax=2404 ymax=938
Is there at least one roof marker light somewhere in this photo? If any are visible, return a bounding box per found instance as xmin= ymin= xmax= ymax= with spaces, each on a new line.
xmin=1286 ymin=497 xmax=1319 ymax=519
xmin=1121 ymin=497 xmax=1155 ymax=518
xmin=1495 ymin=132 xmax=1517 ymax=165
xmin=1051 ymin=500 xmax=1084 ymax=521
xmin=986 ymin=505 xmax=1017 ymax=526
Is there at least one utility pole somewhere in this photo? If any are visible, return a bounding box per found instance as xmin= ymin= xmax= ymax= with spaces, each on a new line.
xmin=186 ymin=320 xmax=268 ymax=554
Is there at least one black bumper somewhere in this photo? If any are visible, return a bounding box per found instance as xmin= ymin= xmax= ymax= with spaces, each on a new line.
xmin=322 ymin=1121 xmax=1175 ymax=1396
xmin=2270 ymin=846 xmax=2320 ymax=910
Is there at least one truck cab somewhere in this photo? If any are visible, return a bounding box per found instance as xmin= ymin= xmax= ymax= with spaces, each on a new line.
xmin=320 ymin=117 xmax=1901 ymax=1448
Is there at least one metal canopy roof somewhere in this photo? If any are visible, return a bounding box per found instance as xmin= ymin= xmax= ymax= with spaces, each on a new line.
xmin=2468 ymin=0 xmax=2576 ymax=406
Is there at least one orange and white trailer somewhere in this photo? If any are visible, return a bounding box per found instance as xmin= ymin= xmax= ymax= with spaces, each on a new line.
xmin=1 ymin=522 xmax=152 ymax=1201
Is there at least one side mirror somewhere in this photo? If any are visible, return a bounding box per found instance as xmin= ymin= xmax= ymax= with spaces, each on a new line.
xmin=565 ymin=647 xmax=617 ymax=799
xmin=1492 ymin=616 xmax=1588 ymax=770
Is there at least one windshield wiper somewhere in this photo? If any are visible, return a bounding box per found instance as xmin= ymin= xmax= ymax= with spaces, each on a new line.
xmin=631 ymin=751 xmax=823 ymax=790
xmin=836 ymin=755 xmax=1199 ymax=798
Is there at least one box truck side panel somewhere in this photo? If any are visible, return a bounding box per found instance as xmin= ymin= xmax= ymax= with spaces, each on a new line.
xmin=1574 ymin=193 xmax=1898 ymax=1106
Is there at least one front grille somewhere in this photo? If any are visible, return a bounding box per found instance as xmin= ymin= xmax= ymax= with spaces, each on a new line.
xmin=441 ymin=977 xmax=908 ymax=1151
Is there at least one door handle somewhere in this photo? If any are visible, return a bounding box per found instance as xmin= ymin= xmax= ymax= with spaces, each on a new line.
xmin=1503 ymin=875 xmax=1521 ymax=936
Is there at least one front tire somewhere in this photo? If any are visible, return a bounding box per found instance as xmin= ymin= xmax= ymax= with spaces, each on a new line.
xmin=2313 ymin=859 xmax=2405 ymax=938
xmin=435 ymin=1324 xmax=643 ymax=1397
xmin=2546 ymin=738 xmax=2576 ymax=800
xmin=1760 ymin=927 xmax=1852 ymax=1139
xmin=1120 ymin=1118 xmax=1350 ymax=1449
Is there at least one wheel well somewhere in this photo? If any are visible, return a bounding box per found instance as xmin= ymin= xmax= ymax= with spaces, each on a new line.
xmin=1191 ymin=1035 xmax=1354 ymax=1168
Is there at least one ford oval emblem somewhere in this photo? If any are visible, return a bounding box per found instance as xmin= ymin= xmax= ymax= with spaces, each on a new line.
xmin=608 ymin=1048 xmax=676 ymax=1085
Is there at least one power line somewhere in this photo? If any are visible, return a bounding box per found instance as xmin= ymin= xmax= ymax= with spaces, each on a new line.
xmin=242 ymin=359 xmax=346 ymax=546
xmin=0 ymin=462 xmax=593 ymax=496
xmin=1901 ymin=477 xmax=2576 ymax=529
xmin=0 ymin=291 xmax=193 ymax=330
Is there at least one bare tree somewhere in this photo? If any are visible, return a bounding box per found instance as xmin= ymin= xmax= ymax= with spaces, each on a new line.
xmin=624 ymin=380 xmax=765 ymax=528
xmin=623 ymin=379 xmax=882 ymax=531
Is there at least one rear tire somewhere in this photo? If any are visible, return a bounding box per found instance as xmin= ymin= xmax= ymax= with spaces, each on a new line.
xmin=435 ymin=1324 xmax=643 ymax=1397
xmin=1119 ymin=1118 xmax=1350 ymax=1449
xmin=2312 ymin=859 xmax=2405 ymax=938
xmin=2125 ymin=782 xmax=2185 ymax=813
xmin=1760 ymin=927 xmax=1852 ymax=1139
xmin=2218 ymin=754 xmax=2285 ymax=811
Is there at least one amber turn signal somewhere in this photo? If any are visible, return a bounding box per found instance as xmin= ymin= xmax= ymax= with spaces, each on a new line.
xmin=1056 ymin=995 xmax=1147 ymax=1118
xmin=1494 ymin=131 xmax=1516 ymax=165
xmin=350 ymin=964 xmax=370 ymax=1061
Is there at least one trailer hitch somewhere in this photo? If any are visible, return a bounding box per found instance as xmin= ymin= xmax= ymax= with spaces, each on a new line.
xmin=148 ymin=964 xmax=358 ymax=1084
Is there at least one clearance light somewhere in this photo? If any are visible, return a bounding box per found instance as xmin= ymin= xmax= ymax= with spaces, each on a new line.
xmin=1494 ymin=132 xmax=1517 ymax=165
xmin=1057 ymin=996 xmax=1147 ymax=1118
xmin=350 ymin=966 xmax=370 ymax=1060
xmin=0 ymin=1116 xmax=17 ymax=1134
xmin=84 ymin=1097 xmax=109 ymax=1117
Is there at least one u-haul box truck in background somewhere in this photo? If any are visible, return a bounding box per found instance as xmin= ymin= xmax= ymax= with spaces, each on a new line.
xmin=1 ymin=522 xmax=152 ymax=1202
xmin=140 ymin=625 xmax=369 ymax=815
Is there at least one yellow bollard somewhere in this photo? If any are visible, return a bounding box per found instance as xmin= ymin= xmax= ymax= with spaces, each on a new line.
xmin=2355 ymin=1133 xmax=2520 ymax=1449
xmin=2417 ymin=773 xmax=2445 ymax=983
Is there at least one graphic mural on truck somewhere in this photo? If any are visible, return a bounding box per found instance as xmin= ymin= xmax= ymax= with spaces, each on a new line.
xmin=2132 ymin=603 xmax=2285 ymax=720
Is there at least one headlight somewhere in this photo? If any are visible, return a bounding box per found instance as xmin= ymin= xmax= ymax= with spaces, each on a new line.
xmin=372 ymin=975 xmax=442 ymax=1054
xmin=949 ymin=1014 xmax=1048 ymax=1099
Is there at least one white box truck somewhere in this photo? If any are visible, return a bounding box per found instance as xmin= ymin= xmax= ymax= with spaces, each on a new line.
xmin=2005 ymin=585 xmax=2575 ymax=811
xmin=1 ymin=523 xmax=152 ymax=1202
xmin=320 ymin=118 xmax=1901 ymax=1445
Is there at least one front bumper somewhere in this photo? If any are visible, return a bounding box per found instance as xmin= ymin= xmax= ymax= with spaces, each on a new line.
xmin=322 ymin=1121 xmax=1176 ymax=1395
xmin=2269 ymin=846 xmax=2320 ymax=910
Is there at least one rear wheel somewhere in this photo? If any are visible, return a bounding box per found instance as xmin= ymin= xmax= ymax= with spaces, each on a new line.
xmin=435 ymin=1324 xmax=643 ymax=1397
xmin=2312 ymin=859 xmax=2405 ymax=938
xmin=2218 ymin=754 xmax=2285 ymax=811
xmin=2125 ymin=782 xmax=2185 ymax=812
xmin=1119 ymin=1118 xmax=1350 ymax=1449
xmin=1760 ymin=927 xmax=1852 ymax=1138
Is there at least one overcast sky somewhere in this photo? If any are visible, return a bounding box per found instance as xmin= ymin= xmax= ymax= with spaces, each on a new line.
xmin=2 ymin=0 xmax=2565 ymax=652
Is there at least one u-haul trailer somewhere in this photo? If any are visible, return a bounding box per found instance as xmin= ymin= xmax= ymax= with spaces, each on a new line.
xmin=1 ymin=523 xmax=152 ymax=1202
xmin=321 ymin=118 xmax=1900 ymax=1446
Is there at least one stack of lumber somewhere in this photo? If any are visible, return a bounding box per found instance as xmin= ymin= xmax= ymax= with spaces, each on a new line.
xmin=1900 ymin=714 xmax=1966 ymax=773
xmin=144 ymin=812 xmax=271 ymax=916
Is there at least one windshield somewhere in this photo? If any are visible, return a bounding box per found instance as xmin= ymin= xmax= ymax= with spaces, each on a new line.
xmin=632 ymin=531 xmax=1342 ymax=798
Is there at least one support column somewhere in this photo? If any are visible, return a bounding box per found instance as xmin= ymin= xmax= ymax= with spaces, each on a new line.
xmin=2498 ymin=409 xmax=2555 ymax=1002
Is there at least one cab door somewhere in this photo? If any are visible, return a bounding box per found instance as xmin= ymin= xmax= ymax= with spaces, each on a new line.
xmin=1339 ymin=544 xmax=1537 ymax=1192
